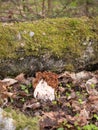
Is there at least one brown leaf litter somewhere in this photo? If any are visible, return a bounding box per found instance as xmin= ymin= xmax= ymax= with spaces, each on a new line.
xmin=0 ymin=70 xmax=98 ymax=129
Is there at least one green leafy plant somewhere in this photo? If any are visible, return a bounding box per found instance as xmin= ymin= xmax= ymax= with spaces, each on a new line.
xmin=20 ymin=85 xmax=27 ymax=90
xmin=20 ymin=98 xmax=25 ymax=102
xmin=59 ymin=83 xmax=63 ymax=87
xmin=28 ymin=83 xmax=32 ymax=88
xmin=76 ymin=91 xmax=80 ymax=96
xmin=10 ymin=98 xmax=14 ymax=103
xmin=93 ymin=114 xmax=98 ymax=120
xmin=57 ymin=128 xmax=64 ymax=130
xmin=78 ymin=98 xmax=83 ymax=104
xmin=66 ymin=92 xmax=71 ymax=97
xmin=66 ymin=84 xmax=71 ymax=88
xmin=24 ymin=89 xmax=29 ymax=94
xmin=83 ymin=124 xmax=98 ymax=130
xmin=90 ymin=83 xmax=95 ymax=89
xmin=20 ymin=84 xmax=29 ymax=94
xmin=52 ymin=100 xmax=57 ymax=105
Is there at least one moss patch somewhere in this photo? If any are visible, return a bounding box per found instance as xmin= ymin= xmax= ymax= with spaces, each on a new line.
xmin=4 ymin=107 xmax=39 ymax=130
xmin=0 ymin=17 xmax=98 ymax=59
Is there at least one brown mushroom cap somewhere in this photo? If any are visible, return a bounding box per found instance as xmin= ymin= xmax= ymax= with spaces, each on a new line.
xmin=32 ymin=71 xmax=58 ymax=89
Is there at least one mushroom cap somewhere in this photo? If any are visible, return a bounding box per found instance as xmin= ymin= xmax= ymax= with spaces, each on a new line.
xmin=32 ymin=71 xmax=58 ymax=89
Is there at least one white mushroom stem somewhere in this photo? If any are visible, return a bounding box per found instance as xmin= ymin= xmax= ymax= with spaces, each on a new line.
xmin=34 ymin=79 xmax=55 ymax=101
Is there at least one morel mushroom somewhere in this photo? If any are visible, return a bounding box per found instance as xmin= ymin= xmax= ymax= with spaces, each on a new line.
xmin=32 ymin=71 xmax=58 ymax=101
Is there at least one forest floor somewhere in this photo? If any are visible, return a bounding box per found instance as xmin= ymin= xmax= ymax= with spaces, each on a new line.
xmin=0 ymin=70 xmax=98 ymax=130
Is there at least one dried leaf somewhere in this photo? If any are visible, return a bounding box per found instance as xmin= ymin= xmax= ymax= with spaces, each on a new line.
xmin=23 ymin=102 xmax=40 ymax=110
xmin=0 ymin=81 xmax=8 ymax=106
xmin=15 ymin=73 xmax=29 ymax=85
xmin=2 ymin=78 xmax=17 ymax=86
xmin=86 ymin=77 xmax=98 ymax=86
xmin=71 ymin=100 xmax=81 ymax=111
xmin=2 ymin=92 xmax=16 ymax=98
xmin=86 ymin=77 xmax=98 ymax=95
xmin=88 ymin=95 xmax=98 ymax=102
xmin=0 ymin=81 xmax=7 ymax=92
xmin=66 ymin=108 xmax=89 ymax=126
xmin=76 ymin=71 xmax=93 ymax=80
xmin=40 ymin=111 xmax=65 ymax=130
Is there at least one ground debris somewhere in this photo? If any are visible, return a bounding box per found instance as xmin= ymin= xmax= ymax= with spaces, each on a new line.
xmin=0 ymin=70 xmax=98 ymax=129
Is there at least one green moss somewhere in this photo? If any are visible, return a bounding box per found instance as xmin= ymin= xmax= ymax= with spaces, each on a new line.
xmin=64 ymin=64 xmax=75 ymax=71
xmin=0 ymin=17 xmax=98 ymax=59
xmin=4 ymin=107 xmax=39 ymax=130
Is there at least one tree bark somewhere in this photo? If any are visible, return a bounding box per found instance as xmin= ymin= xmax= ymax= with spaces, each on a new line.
xmin=47 ymin=0 xmax=52 ymax=17
xmin=42 ymin=0 xmax=46 ymax=18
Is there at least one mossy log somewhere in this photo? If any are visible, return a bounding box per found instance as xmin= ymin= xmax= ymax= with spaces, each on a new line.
xmin=0 ymin=17 xmax=98 ymax=77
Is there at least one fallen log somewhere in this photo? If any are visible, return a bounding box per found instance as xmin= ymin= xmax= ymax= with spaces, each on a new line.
xmin=0 ymin=17 xmax=98 ymax=77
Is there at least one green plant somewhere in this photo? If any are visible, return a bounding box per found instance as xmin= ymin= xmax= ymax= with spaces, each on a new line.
xmin=28 ymin=83 xmax=32 ymax=88
xmin=20 ymin=98 xmax=25 ymax=102
xmin=10 ymin=98 xmax=14 ymax=103
xmin=4 ymin=107 xmax=39 ymax=130
xmin=83 ymin=124 xmax=98 ymax=130
xmin=76 ymin=91 xmax=80 ymax=96
xmin=20 ymin=84 xmax=29 ymax=94
xmin=78 ymin=98 xmax=83 ymax=104
xmin=59 ymin=83 xmax=63 ymax=87
xmin=57 ymin=128 xmax=64 ymax=130
xmin=52 ymin=100 xmax=57 ymax=105
xmin=66 ymin=92 xmax=71 ymax=97
xmin=66 ymin=84 xmax=71 ymax=88
xmin=24 ymin=89 xmax=29 ymax=94
xmin=90 ymin=83 xmax=95 ymax=89
xmin=65 ymin=123 xmax=72 ymax=129
xmin=93 ymin=114 xmax=98 ymax=120
xmin=20 ymin=84 xmax=27 ymax=90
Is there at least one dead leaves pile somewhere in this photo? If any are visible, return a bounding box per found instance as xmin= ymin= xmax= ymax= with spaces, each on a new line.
xmin=0 ymin=71 xmax=98 ymax=130
xmin=40 ymin=71 xmax=98 ymax=129
xmin=0 ymin=78 xmax=17 ymax=106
